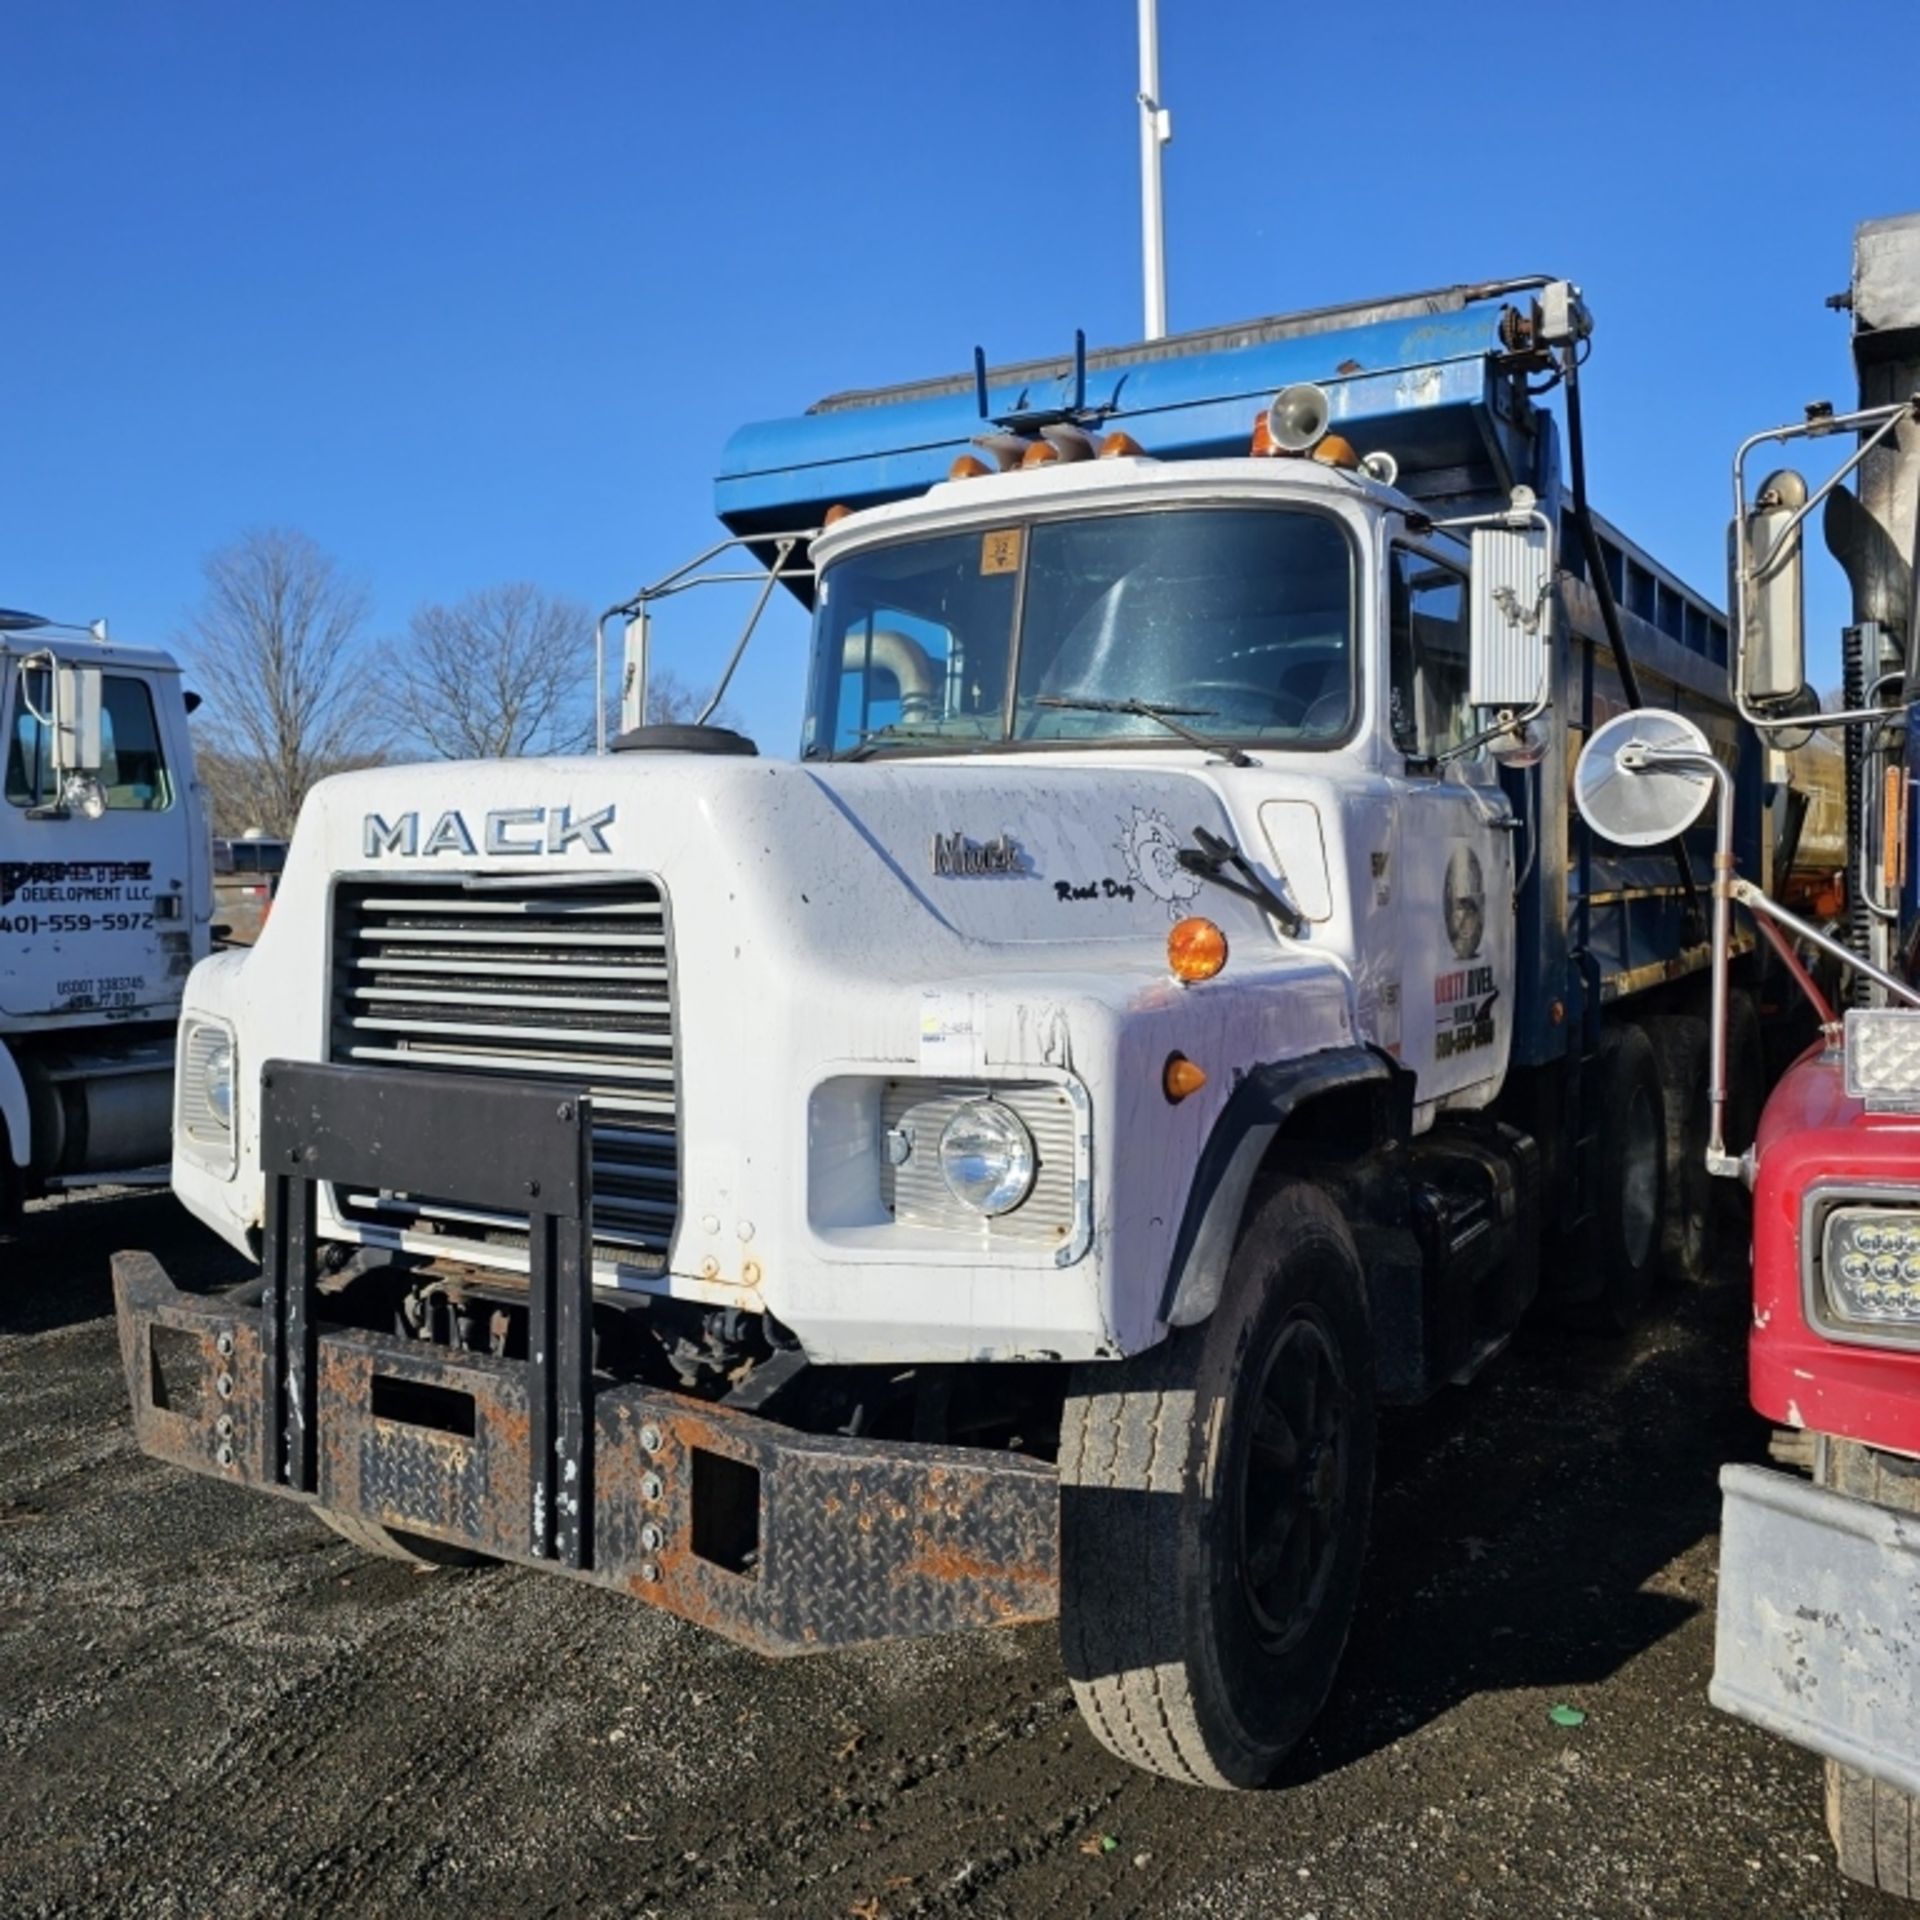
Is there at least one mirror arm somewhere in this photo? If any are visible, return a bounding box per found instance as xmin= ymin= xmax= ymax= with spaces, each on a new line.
xmin=1729 ymin=876 xmax=1920 ymax=1010
xmin=1620 ymin=744 xmax=1737 ymax=1169
xmin=16 ymin=649 xmax=56 ymax=727
xmin=1440 ymin=687 xmax=1553 ymax=765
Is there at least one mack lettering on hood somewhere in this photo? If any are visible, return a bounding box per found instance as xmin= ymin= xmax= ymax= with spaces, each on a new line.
xmin=363 ymin=806 xmax=617 ymax=858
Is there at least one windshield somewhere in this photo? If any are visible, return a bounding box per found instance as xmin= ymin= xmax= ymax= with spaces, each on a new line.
xmin=802 ymin=506 xmax=1356 ymax=759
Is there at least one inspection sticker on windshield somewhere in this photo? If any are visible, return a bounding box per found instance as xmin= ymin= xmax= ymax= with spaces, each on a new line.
xmin=980 ymin=528 xmax=1022 ymax=576
xmin=920 ymin=989 xmax=985 ymax=1072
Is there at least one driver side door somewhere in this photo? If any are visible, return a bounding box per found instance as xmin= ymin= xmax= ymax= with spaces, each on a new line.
xmin=1384 ymin=545 xmax=1514 ymax=1111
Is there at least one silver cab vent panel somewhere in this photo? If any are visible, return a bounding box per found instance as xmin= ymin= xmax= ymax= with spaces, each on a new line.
xmin=327 ymin=878 xmax=678 ymax=1272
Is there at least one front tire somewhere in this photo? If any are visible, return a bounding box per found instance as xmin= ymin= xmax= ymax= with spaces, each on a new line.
xmin=1819 ymin=1439 xmax=1920 ymax=1898
xmin=1059 ymin=1180 xmax=1376 ymax=1788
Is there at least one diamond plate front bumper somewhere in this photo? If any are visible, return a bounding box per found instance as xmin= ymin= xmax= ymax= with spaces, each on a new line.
xmin=114 ymin=1251 xmax=1059 ymax=1654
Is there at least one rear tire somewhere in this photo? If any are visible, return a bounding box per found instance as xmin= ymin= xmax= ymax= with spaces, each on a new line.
xmin=1638 ymin=1013 xmax=1716 ymax=1287
xmin=1819 ymin=1439 xmax=1920 ymax=1899
xmin=1587 ymin=1022 xmax=1667 ymax=1329
xmin=314 ymin=1507 xmax=484 ymax=1569
xmin=1059 ymin=1180 xmax=1376 ymax=1788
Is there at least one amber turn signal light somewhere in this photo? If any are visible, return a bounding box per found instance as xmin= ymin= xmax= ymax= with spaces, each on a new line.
xmin=822 ymin=502 xmax=853 ymax=526
xmin=1019 ymin=440 xmax=1060 ymax=467
xmin=1097 ymin=430 xmax=1146 ymax=459
xmin=1249 ymin=410 xmax=1279 ymax=457
xmin=1167 ymin=916 xmax=1228 ymax=982
xmin=947 ymin=453 xmax=993 ymax=480
xmin=1163 ymin=1054 xmax=1208 ymax=1102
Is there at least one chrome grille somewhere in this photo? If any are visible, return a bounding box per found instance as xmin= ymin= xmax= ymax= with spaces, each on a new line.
xmin=329 ymin=879 xmax=676 ymax=1266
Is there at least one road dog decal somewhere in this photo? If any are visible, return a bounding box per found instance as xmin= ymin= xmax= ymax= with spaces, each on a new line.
xmin=1115 ymin=807 xmax=1203 ymax=921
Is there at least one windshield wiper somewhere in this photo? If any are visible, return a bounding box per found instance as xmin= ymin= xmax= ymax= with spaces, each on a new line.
xmin=1032 ymin=695 xmax=1255 ymax=768
xmin=1177 ymin=825 xmax=1304 ymax=937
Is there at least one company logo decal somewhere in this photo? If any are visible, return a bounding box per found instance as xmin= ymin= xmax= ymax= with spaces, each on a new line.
xmin=363 ymin=806 xmax=616 ymax=858
xmin=1436 ymin=842 xmax=1495 ymax=1063
xmin=1 ymin=859 xmax=152 ymax=907
xmin=1443 ymin=845 xmax=1485 ymax=961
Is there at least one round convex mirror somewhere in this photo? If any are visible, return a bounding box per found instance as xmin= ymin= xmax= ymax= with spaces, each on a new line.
xmin=1574 ymin=708 xmax=1715 ymax=848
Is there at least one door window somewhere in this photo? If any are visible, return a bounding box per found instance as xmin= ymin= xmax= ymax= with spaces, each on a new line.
xmin=1388 ymin=552 xmax=1475 ymax=762
xmin=5 ymin=669 xmax=174 ymax=810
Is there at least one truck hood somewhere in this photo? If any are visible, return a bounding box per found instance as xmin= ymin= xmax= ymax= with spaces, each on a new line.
xmin=284 ymin=751 xmax=1317 ymax=971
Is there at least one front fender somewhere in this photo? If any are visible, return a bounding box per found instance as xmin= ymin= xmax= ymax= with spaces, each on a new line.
xmin=1160 ymin=1045 xmax=1400 ymax=1329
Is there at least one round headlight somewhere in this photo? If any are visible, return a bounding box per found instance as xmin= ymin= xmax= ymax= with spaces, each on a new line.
xmin=204 ymin=1033 xmax=234 ymax=1127
xmin=937 ymin=1101 xmax=1037 ymax=1216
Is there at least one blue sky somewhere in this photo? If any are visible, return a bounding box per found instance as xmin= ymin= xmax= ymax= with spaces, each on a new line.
xmin=4 ymin=1 xmax=1916 ymax=749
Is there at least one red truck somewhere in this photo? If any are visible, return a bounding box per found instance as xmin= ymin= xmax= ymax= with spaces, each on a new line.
xmin=1580 ymin=212 xmax=1920 ymax=1901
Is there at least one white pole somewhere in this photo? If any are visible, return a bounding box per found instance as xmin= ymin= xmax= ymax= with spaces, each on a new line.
xmin=1137 ymin=0 xmax=1170 ymax=340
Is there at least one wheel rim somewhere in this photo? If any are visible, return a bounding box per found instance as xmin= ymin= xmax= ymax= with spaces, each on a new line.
xmin=1621 ymin=1083 xmax=1660 ymax=1270
xmin=1237 ymin=1307 xmax=1349 ymax=1653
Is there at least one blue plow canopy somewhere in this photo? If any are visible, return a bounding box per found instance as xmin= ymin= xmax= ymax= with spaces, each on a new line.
xmin=714 ymin=287 xmax=1547 ymax=545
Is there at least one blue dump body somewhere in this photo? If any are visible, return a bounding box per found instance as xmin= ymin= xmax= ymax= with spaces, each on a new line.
xmin=714 ymin=282 xmax=1759 ymax=1067
xmin=717 ymin=293 xmax=1524 ymax=530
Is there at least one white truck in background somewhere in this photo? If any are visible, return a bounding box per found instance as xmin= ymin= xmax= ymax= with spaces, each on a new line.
xmin=1 ymin=611 xmax=213 ymax=1228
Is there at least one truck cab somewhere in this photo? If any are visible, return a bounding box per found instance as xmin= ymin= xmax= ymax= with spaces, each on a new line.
xmin=113 ymin=275 xmax=1794 ymax=1789
xmin=1 ymin=626 xmax=212 ymax=1223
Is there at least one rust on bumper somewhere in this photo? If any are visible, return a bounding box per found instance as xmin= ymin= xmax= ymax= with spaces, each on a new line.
xmin=114 ymin=1251 xmax=1059 ymax=1653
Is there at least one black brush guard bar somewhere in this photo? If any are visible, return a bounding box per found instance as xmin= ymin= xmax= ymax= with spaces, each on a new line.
xmin=258 ymin=1060 xmax=596 ymax=1569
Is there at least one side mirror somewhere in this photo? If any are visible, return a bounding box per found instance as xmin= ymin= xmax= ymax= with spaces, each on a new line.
xmin=1735 ymin=469 xmax=1807 ymax=706
xmin=53 ymin=664 xmax=105 ymax=773
xmin=1468 ymin=511 xmax=1554 ymax=710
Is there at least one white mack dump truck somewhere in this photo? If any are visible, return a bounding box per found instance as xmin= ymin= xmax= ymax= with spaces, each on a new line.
xmin=2 ymin=613 xmax=212 ymax=1229
xmin=114 ymin=278 xmax=1804 ymax=1788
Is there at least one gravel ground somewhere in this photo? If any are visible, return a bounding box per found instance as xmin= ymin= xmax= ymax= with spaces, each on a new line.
xmin=1 ymin=1188 xmax=1908 ymax=1920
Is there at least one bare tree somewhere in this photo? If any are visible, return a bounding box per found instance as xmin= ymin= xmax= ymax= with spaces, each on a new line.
xmin=399 ymin=583 xmax=593 ymax=759
xmin=193 ymin=743 xmax=385 ymax=841
xmin=182 ymin=528 xmax=384 ymax=837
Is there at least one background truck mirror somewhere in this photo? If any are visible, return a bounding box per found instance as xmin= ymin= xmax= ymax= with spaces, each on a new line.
xmin=1735 ymin=470 xmax=1808 ymax=707
xmin=1468 ymin=519 xmax=1554 ymax=709
xmin=53 ymin=664 xmax=105 ymax=773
